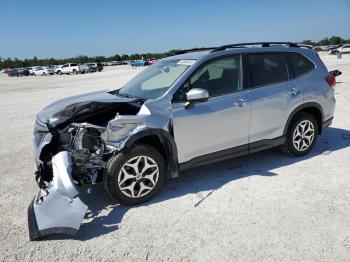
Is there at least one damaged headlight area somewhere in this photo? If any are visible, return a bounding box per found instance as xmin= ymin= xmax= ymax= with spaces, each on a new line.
xmin=28 ymin=122 xmax=116 ymax=240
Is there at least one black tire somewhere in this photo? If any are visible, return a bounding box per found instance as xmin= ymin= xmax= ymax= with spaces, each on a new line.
xmin=57 ymin=70 xmax=62 ymax=75
xmin=282 ymin=112 xmax=318 ymax=157
xmin=103 ymin=144 xmax=166 ymax=205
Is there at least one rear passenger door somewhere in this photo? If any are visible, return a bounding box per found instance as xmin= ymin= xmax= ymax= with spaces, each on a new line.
xmin=247 ymin=53 xmax=303 ymax=145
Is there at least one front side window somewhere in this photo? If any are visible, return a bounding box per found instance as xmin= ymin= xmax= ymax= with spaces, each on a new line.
xmin=174 ymin=55 xmax=242 ymax=101
xmin=284 ymin=52 xmax=315 ymax=79
xmin=247 ymin=53 xmax=288 ymax=87
xmin=118 ymin=59 xmax=192 ymax=99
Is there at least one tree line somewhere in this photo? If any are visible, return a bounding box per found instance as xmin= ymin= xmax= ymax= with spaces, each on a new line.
xmin=299 ymin=35 xmax=350 ymax=46
xmin=1 ymin=36 xmax=350 ymax=70
xmin=0 ymin=50 xmax=181 ymax=70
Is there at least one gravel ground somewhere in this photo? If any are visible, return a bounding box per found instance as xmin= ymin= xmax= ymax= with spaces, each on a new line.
xmin=0 ymin=54 xmax=349 ymax=262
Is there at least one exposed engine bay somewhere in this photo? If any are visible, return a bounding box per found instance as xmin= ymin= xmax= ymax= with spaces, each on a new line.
xmin=34 ymin=95 xmax=144 ymax=187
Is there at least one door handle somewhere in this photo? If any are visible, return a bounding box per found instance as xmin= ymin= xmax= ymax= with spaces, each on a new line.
xmin=233 ymin=99 xmax=247 ymax=107
xmin=288 ymin=88 xmax=300 ymax=96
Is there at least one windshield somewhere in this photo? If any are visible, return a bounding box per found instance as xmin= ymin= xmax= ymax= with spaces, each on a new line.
xmin=118 ymin=59 xmax=194 ymax=99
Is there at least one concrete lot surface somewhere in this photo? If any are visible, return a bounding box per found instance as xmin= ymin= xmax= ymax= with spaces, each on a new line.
xmin=0 ymin=54 xmax=349 ymax=262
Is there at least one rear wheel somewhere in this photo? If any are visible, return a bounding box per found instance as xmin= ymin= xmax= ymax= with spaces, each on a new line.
xmin=282 ymin=113 xmax=318 ymax=156
xmin=103 ymin=144 xmax=166 ymax=205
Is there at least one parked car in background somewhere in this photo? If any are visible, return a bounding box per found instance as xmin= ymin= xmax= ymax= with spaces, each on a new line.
xmin=3 ymin=68 xmax=12 ymax=74
xmin=327 ymin=45 xmax=343 ymax=55
xmin=56 ymin=63 xmax=80 ymax=74
xmin=32 ymin=66 xmax=53 ymax=76
xmin=313 ymin=46 xmax=324 ymax=52
xmin=79 ymin=64 xmax=90 ymax=74
xmin=45 ymin=66 xmax=55 ymax=75
xmin=32 ymin=67 xmax=45 ymax=76
xmin=86 ymin=63 xmax=98 ymax=72
xmin=131 ymin=60 xmax=145 ymax=67
xmin=86 ymin=63 xmax=104 ymax=72
xmin=332 ymin=44 xmax=350 ymax=55
xmin=110 ymin=61 xmax=121 ymax=66
xmin=96 ymin=62 xmax=104 ymax=72
xmin=46 ymin=65 xmax=60 ymax=74
xmin=27 ymin=67 xmax=36 ymax=75
xmin=145 ymin=59 xmax=157 ymax=65
xmin=53 ymin=65 xmax=62 ymax=74
xmin=8 ymin=68 xmax=30 ymax=77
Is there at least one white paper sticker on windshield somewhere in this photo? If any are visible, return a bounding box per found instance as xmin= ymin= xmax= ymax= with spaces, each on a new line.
xmin=177 ymin=60 xmax=196 ymax=66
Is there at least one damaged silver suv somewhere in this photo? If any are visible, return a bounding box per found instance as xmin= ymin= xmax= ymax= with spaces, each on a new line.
xmin=28 ymin=42 xmax=337 ymax=240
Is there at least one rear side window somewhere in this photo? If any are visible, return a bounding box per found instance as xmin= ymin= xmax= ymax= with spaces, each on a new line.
xmin=70 ymin=63 xmax=78 ymax=67
xmin=284 ymin=52 xmax=315 ymax=79
xmin=247 ymin=53 xmax=288 ymax=87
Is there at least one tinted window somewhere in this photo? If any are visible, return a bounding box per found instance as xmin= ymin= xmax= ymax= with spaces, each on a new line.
xmin=174 ymin=56 xmax=242 ymax=101
xmin=70 ymin=63 xmax=78 ymax=66
xmin=284 ymin=52 xmax=314 ymax=78
xmin=247 ymin=53 xmax=288 ymax=87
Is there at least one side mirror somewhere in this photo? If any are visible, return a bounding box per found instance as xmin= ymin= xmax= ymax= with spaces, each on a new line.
xmin=185 ymin=88 xmax=209 ymax=109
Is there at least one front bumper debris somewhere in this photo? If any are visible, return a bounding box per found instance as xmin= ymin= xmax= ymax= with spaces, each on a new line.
xmin=28 ymin=151 xmax=88 ymax=241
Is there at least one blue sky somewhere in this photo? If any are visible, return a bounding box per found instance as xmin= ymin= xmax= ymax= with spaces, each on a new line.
xmin=1 ymin=0 xmax=349 ymax=59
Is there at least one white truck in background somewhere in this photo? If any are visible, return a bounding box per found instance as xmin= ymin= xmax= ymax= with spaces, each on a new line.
xmin=56 ymin=63 xmax=80 ymax=74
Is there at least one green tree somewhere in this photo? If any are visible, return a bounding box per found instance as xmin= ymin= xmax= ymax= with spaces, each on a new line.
xmin=317 ymin=38 xmax=329 ymax=46
xmin=328 ymin=36 xmax=343 ymax=45
xmin=112 ymin=54 xmax=121 ymax=61
xmin=300 ymin=40 xmax=315 ymax=46
xmin=121 ymin=54 xmax=129 ymax=61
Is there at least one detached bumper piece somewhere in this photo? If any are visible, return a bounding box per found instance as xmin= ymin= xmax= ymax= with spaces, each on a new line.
xmin=28 ymin=151 xmax=88 ymax=241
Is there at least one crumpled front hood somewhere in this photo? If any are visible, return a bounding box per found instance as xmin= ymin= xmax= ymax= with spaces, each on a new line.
xmin=37 ymin=90 xmax=142 ymax=128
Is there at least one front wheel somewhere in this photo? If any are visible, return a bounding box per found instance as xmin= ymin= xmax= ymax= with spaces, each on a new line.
xmin=103 ymin=144 xmax=166 ymax=205
xmin=282 ymin=113 xmax=318 ymax=157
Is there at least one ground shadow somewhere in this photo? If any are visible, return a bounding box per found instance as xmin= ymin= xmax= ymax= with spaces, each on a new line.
xmin=71 ymin=127 xmax=350 ymax=240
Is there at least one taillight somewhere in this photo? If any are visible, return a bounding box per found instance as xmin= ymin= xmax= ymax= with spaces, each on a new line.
xmin=325 ymin=75 xmax=336 ymax=87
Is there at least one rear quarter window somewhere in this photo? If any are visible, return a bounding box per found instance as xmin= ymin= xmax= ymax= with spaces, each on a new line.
xmin=284 ymin=52 xmax=315 ymax=79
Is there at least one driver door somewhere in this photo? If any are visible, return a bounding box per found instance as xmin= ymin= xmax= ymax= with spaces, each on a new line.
xmin=171 ymin=55 xmax=250 ymax=164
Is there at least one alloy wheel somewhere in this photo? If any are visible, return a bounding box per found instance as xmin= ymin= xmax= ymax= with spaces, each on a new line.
xmin=292 ymin=120 xmax=315 ymax=151
xmin=117 ymin=155 xmax=159 ymax=198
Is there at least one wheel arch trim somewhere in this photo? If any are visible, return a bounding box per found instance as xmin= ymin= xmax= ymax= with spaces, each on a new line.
xmin=123 ymin=129 xmax=179 ymax=177
xmin=283 ymin=102 xmax=324 ymax=135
